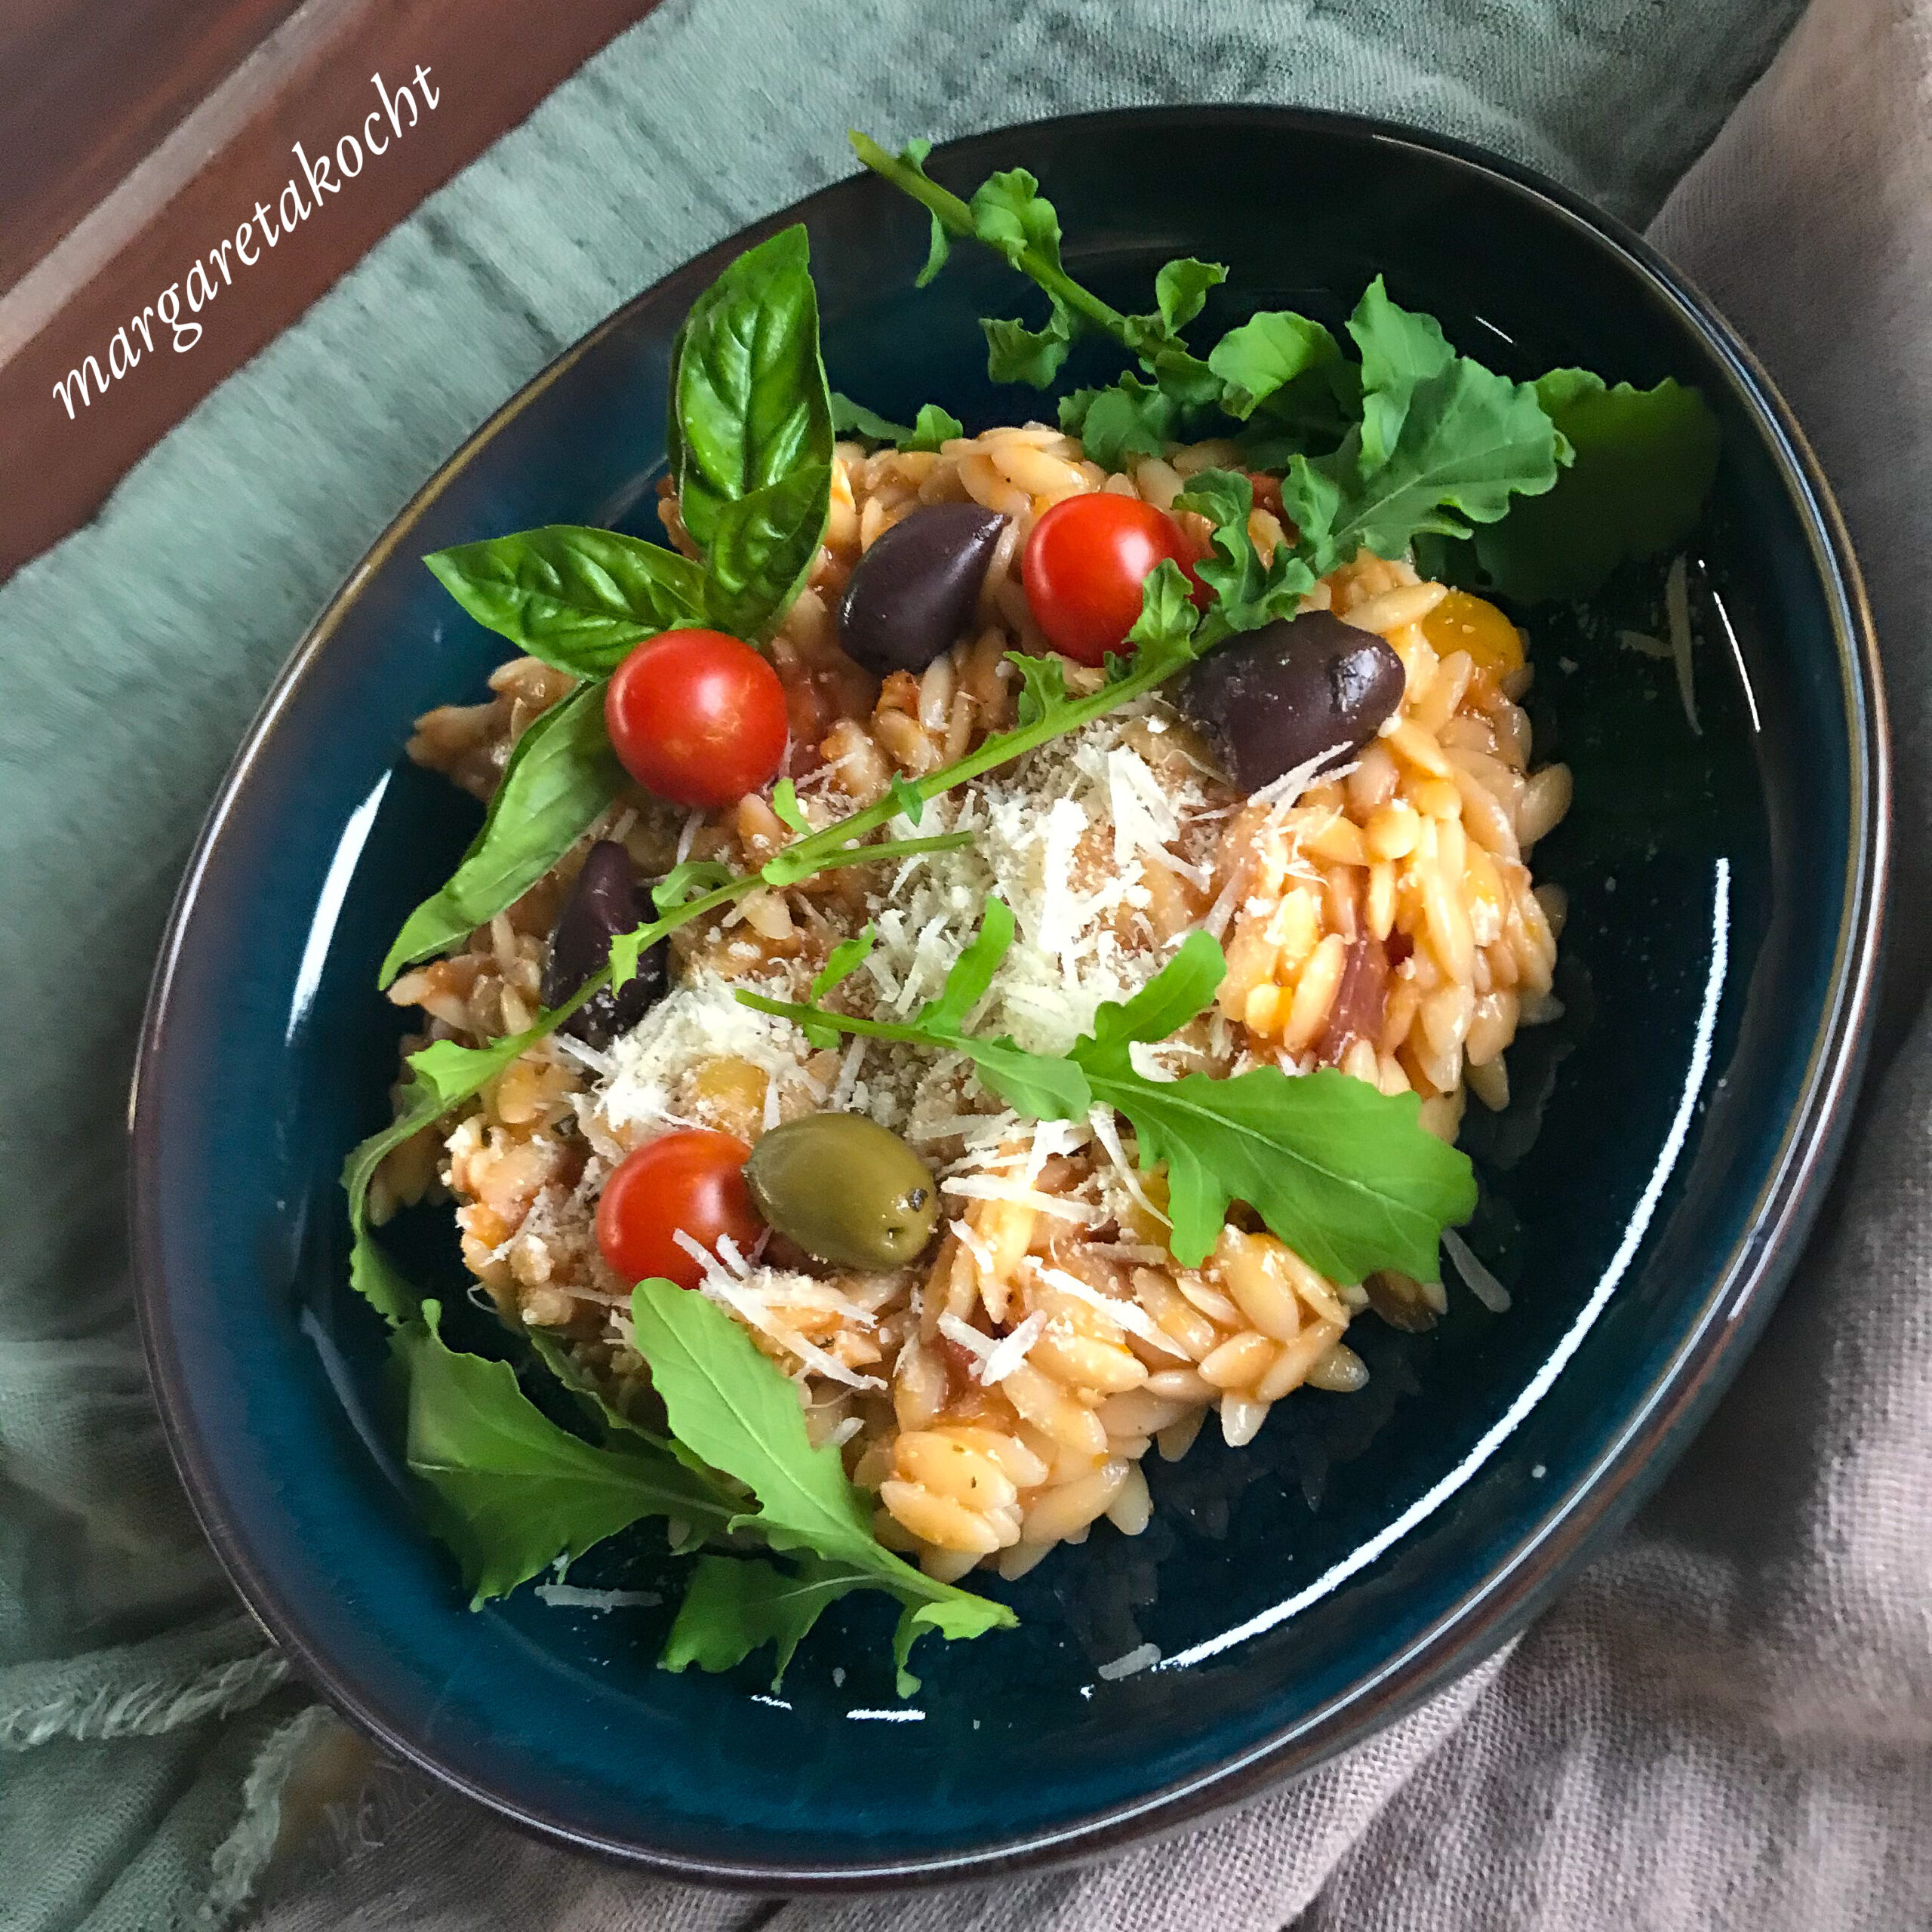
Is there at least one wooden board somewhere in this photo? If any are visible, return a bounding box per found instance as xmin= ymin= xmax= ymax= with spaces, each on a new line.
xmin=0 ymin=0 xmax=657 ymax=580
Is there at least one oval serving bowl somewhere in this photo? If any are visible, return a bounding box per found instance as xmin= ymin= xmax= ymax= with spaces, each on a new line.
xmin=133 ymin=106 xmax=1884 ymax=1885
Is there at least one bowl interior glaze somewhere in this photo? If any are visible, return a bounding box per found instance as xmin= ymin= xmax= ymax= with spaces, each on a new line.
xmin=134 ymin=108 xmax=1881 ymax=1884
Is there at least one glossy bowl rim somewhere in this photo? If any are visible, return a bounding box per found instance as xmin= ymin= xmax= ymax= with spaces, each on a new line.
xmin=131 ymin=102 xmax=1888 ymax=1889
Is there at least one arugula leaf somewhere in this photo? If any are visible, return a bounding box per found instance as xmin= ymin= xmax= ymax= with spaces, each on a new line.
xmin=1174 ymin=469 xmax=1318 ymax=632
xmin=1059 ymin=374 xmax=1189 ymax=470
xmin=888 ymin=137 xmax=952 ymax=288
xmin=758 ymin=829 xmax=970 ymax=890
xmin=798 ymin=924 xmax=875 ymax=1049
xmin=918 ymin=894 xmax=1014 ymax=1032
xmin=829 ymin=396 xmax=964 ymax=452
xmin=1468 ymin=373 xmax=1722 ymax=601
xmin=422 ymin=528 xmax=707 ymax=676
xmin=1080 ymin=1062 xmax=1474 ymax=1278
xmin=1120 ymin=558 xmax=1204 ymax=677
xmin=672 ymin=226 xmax=834 ymax=550
xmin=654 ymin=858 xmax=736 ymax=909
xmin=659 ymin=1553 xmax=865 ymax=1685
xmin=702 ymin=464 xmax=832 ymax=644
xmin=1073 ymin=939 xmax=1472 ymax=1275
xmin=1346 ymin=277 xmax=1454 ymax=470
xmin=811 ymin=925 xmax=875 ymax=1001
xmin=964 ymin=168 xmax=1089 ymax=385
xmin=398 ymin=1302 xmax=731 ymax=1607
xmin=905 ymin=403 xmax=964 ymax=451
xmin=1284 ymin=364 xmax=1565 ymax=574
xmin=770 ymin=777 xmax=809 ymax=833
xmin=628 ymin=1278 xmax=1015 ymax=1690
xmin=887 ymin=774 xmax=925 ymax=825
xmin=831 ymin=393 xmax=913 ymax=442
xmin=342 ymin=1027 xmax=552 ymax=1324
xmin=736 ymin=899 xmax=1093 ymax=1120
xmin=378 ymin=684 xmax=622 ymax=988
xmin=1149 ymin=257 xmax=1226 ymax=334
xmin=1208 ymin=311 xmax=1350 ymax=443
xmin=982 ymin=309 xmax=1076 ymax=388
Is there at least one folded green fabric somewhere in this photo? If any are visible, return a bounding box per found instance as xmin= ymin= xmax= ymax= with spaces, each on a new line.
xmin=0 ymin=1 xmax=1804 ymax=1925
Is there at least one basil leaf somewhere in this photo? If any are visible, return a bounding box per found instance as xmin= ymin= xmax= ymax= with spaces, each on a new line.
xmin=379 ymin=683 xmax=621 ymax=987
xmin=674 ymin=225 xmax=835 ymax=549
xmin=659 ymin=1552 xmax=864 ymax=1686
xmin=398 ymin=1301 xmax=731 ymax=1607
xmin=702 ymin=465 xmax=832 ymax=643
xmin=1468 ymin=373 xmax=1721 ymax=602
xmin=423 ymin=528 xmax=707 ymax=675
xmin=628 ymin=1278 xmax=1015 ymax=1691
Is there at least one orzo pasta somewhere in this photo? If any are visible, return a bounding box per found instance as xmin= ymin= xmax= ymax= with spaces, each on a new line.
xmin=343 ymin=141 xmax=1711 ymax=1687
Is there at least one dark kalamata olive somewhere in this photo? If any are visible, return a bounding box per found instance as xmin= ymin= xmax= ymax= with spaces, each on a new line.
xmin=743 ymin=1113 xmax=939 ymax=1269
xmin=539 ymin=840 xmax=665 ymax=1048
xmin=835 ymin=503 xmax=1005 ymax=674
xmin=1176 ymin=610 xmax=1405 ymax=792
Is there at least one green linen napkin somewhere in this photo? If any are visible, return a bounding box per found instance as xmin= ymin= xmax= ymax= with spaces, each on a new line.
xmin=0 ymin=1 xmax=1807 ymax=1924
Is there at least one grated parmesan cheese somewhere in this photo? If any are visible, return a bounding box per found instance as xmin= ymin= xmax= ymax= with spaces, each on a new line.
xmin=977 ymin=1311 xmax=1047 ymax=1386
xmin=1031 ymin=1259 xmax=1186 ymax=1357
xmin=599 ymin=973 xmax=804 ymax=1134
xmin=941 ymin=1175 xmax=1101 ymax=1222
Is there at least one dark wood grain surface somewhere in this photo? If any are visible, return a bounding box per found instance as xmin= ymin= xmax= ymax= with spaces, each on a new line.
xmin=0 ymin=0 xmax=307 ymax=294
xmin=0 ymin=0 xmax=657 ymax=580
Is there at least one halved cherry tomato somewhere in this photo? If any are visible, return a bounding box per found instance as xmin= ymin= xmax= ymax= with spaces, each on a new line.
xmin=604 ymin=628 xmax=787 ymax=808
xmin=1021 ymin=494 xmax=1201 ymax=666
xmin=595 ymin=1128 xmax=762 ymax=1290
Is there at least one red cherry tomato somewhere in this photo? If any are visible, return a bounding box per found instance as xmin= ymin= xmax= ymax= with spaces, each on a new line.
xmin=604 ymin=628 xmax=787 ymax=808
xmin=595 ymin=1128 xmax=762 ymax=1290
xmin=1021 ymin=494 xmax=1201 ymax=666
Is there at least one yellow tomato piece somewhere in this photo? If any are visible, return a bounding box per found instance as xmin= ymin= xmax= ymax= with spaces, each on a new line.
xmin=1422 ymin=589 xmax=1524 ymax=679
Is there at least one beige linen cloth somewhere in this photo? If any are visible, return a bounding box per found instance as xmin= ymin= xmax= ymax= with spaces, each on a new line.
xmin=254 ymin=0 xmax=1932 ymax=1921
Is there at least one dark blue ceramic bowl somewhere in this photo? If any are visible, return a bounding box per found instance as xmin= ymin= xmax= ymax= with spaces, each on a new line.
xmin=133 ymin=107 xmax=1884 ymax=1884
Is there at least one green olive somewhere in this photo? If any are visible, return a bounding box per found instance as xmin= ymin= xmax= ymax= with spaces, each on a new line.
xmin=745 ymin=1113 xmax=940 ymax=1269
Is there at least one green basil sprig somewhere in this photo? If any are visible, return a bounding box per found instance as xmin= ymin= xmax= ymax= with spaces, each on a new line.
xmin=390 ymin=226 xmax=837 ymax=988
xmin=378 ymin=683 xmax=624 ymax=987
xmin=669 ymin=225 xmax=835 ymax=548
xmin=423 ymin=529 xmax=709 ymax=678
